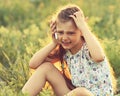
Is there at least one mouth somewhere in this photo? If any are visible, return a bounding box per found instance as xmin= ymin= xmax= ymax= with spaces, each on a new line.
xmin=61 ymin=41 xmax=71 ymax=46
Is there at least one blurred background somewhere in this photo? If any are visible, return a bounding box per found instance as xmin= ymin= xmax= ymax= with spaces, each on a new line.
xmin=0 ymin=0 xmax=120 ymax=96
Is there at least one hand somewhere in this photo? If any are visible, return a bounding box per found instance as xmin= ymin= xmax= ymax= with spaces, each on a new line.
xmin=50 ymin=20 xmax=59 ymax=44
xmin=69 ymin=11 xmax=88 ymax=31
xmin=50 ymin=20 xmax=57 ymax=34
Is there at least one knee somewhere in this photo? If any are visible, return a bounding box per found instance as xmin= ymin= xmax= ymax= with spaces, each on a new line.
xmin=75 ymin=87 xmax=87 ymax=96
xmin=74 ymin=87 xmax=94 ymax=96
xmin=76 ymin=87 xmax=87 ymax=92
xmin=37 ymin=62 xmax=55 ymax=73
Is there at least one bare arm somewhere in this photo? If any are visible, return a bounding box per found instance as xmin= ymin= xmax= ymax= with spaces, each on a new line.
xmin=70 ymin=11 xmax=105 ymax=62
xmin=80 ymin=24 xmax=105 ymax=62
xmin=29 ymin=19 xmax=58 ymax=69
xmin=29 ymin=41 xmax=57 ymax=69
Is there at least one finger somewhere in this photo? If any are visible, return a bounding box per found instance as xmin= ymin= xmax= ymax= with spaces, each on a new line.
xmin=51 ymin=27 xmax=57 ymax=34
xmin=51 ymin=28 xmax=57 ymax=33
xmin=50 ymin=22 xmax=55 ymax=28
xmin=50 ymin=20 xmax=53 ymax=27
xmin=51 ymin=24 xmax=56 ymax=30
xmin=50 ymin=20 xmax=56 ymax=28
xmin=51 ymin=24 xmax=56 ymax=32
xmin=50 ymin=21 xmax=56 ymax=30
xmin=69 ymin=15 xmax=76 ymax=21
xmin=74 ymin=11 xmax=83 ymax=18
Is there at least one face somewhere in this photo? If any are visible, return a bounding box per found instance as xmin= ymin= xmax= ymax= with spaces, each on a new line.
xmin=56 ymin=20 xmax=83 ymax=54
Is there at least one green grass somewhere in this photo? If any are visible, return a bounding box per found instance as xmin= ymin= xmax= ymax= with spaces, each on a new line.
xmin=0 ymin=0 xmax=120 ymax=95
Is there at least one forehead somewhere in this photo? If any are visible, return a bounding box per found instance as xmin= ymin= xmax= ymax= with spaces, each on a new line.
xmin=56 ymin=20 xmax=77 ymax=31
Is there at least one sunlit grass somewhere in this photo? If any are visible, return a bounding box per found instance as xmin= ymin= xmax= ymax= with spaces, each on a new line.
xmin=0 ymin=0 xmax=120 ymax=95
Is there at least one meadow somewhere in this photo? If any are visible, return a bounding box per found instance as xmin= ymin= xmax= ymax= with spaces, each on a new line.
xmin=0 ymin=0 xmax=120 ymax=95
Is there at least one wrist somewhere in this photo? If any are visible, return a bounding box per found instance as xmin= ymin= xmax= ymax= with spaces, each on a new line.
xmin=51 ymin=41 xmax=58 ymax=47
xmin=79 ymin=22 xmax=87 ymax=29
xmin=79 ymin=23 xmax=90 ymax=33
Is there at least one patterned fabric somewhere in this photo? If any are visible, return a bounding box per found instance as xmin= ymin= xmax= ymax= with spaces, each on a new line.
xmin=64 ymin=43 xmax=113 ymax=96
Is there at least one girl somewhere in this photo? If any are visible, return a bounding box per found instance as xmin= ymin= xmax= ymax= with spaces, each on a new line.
xmin=22 ymin=4 xmax=117 ymax=96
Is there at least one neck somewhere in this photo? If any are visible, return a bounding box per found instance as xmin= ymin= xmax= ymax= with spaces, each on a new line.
xmin=70 ymin=38 xmax=85 ymax=55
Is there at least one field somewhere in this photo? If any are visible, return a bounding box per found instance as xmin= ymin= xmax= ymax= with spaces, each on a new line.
xmin=0 ymin=0 xmax=120 ymax=95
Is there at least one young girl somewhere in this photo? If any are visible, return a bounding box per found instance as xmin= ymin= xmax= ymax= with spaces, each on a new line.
xmin=22 ymin=4 xmax=117 ymax=96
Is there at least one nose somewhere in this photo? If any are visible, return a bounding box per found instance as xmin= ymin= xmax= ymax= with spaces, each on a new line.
xmin=61 ymin=34 xmax=69 ymax=41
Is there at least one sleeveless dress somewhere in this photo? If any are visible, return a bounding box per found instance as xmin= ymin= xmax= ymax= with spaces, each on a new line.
xmin=64 ymin=43 xmax=113 ymax=96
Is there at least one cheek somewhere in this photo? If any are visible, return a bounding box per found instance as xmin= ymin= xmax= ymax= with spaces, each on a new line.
xmin=57 ymin=35 xmax=62 ymax=40
xmin=57 ymin=36 xmax=63 ymax=43
xmin=73 ymin=36 xmax=81 ymax=42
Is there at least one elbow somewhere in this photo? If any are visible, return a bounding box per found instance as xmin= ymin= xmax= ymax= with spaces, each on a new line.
xmin=94 ymin=55 xmax=105 ymax=63
xmin=29 ymin=63 xmax=36 ymax=69
xmin=21 ymin=87 xmax=26 ymax=94
xmin=95 ymin=58 xmax=104 ymax=63
xmin=91 ymin=52 xmax=105 ymax=63
xmin=29 ymin=61 xmax=38 ymax=69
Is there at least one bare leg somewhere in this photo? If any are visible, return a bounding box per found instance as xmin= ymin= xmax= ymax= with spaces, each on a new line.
xmin=22 ymin=62 xmax=70 ymax=96
xmin=65 ymin=87 xmax=94 ymax=96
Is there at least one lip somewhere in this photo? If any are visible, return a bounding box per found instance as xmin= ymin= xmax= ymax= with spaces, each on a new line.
xmin=61 ymin=42 xmax=71 ymax=47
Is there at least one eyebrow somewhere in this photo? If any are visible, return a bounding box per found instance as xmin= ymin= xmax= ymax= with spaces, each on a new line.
xmin=57 ymin=31 xmax=76 ymax=35
xmin=57 ymin=30 xmax=76 ymax=33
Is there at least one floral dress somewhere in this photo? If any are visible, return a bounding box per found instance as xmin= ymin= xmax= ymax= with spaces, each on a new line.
xmin=64 ymin=43 xmax=113 ymax=96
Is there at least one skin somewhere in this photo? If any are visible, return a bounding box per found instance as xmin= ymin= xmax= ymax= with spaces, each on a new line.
xmin=56 ymin=20 xmax=84 ymax=54
xmin=22 ymin=10 xmax=105 ymax=96
xmin=69 ymin=11 xmax=105 ymax=62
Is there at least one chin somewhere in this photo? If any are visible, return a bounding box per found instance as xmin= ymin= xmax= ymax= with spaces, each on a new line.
xmin=61 ymin=43 xmax=72 ymax=50
xmin=62 ymin=46 xmax=71 ymax=50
